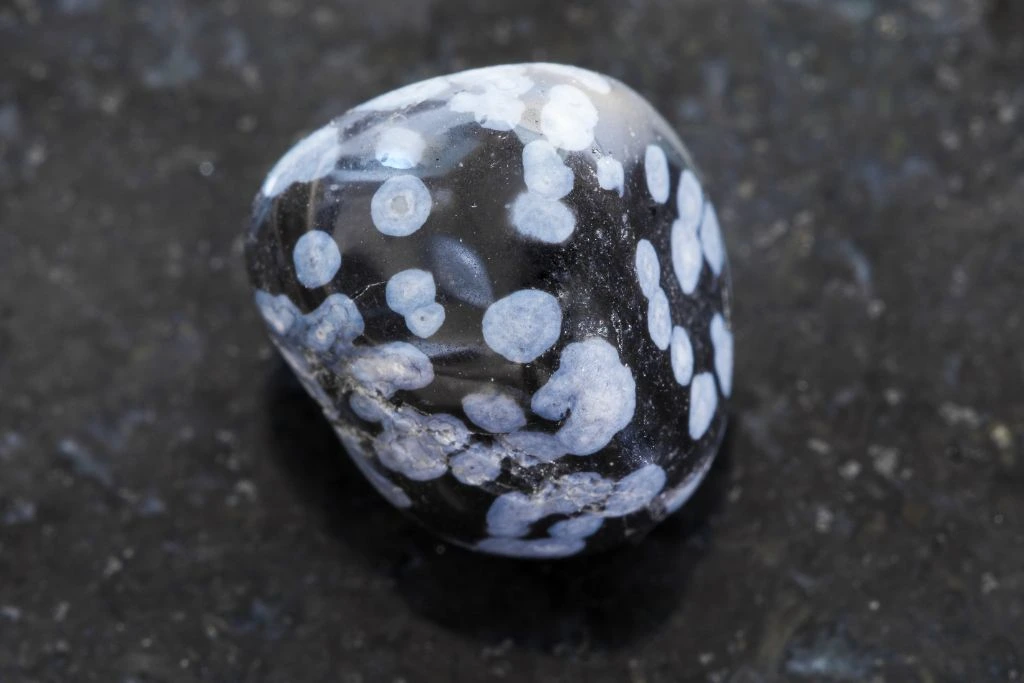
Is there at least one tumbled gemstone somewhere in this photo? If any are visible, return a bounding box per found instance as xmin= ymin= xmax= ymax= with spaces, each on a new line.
xmin=245 ymin=63 xmax=733 ymax=559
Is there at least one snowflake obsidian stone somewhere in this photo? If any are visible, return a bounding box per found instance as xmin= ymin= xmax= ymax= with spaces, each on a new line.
xmin=245 ymin=63 xmax=733 ymax=558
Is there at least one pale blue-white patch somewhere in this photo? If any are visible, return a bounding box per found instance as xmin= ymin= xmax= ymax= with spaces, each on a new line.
xmin=373 ymin=409 xmax=468 ymax=481
xmin=293 ymin=230 xmax=341 ymax=288
xmin=670 ymin=325 xmax=694 ymax=386
xmin=688 ymin=372 xmax=718 ymax=440
xmin=647 ymin=287 xmax=672 ymax=351
xmin=486 ymin=472 xmax=612 ymax=537
xmin=349 ymin=393 xmax=386 ymax=423
xmin=532 ymin=339 xmax=636 ymax=455
xmin=485 ymin=492 xmax=543 ymax=538
xmin=254 ymin=290 xmax=299 ymax=336
xmin=710 ymin=312 xmax=734 ymax=397
xmin=450 ymin=444 xmax=503 ymax=486
xmin=477 ymin=536 xmax=585 ymax=559
xmin=482 ymin=289 xmax=562 ymax=363
xmin=348 ymin=342 xmax=434 ymax=398
xmin=483 ymin=464 xmax=663 ymax=544
xmin=509 ymin=192 xmax=576 ymax=244
xmin=428 ymin=235 xmax=495 ymax=308
xmin=375 ymin=127 xmax=426 ymax=170
xmin=522 ymin=139 xmax=573 ymax=199
xmin=671 ymin=217 xmax=703 ymax=295
xmin=700 ymin=203 xmax=725 ymax=275
xmin=676 ymin=169 xmax=704 ymax=233
xmin=449 ymin=65 xmax=533 ymax=131
xmin=261 ymin=124 xmax=341 ymax=198
xmin=303 ymin=293 xmax=364 ymax=351
xmin=462 ymin=389 xmax=527 ymax=433
xmin=540 ymin=84 xmax=598 ymax=151
xmin=370 ymin=175 xmax=432 ymax=237
xmin=406 ymin=302 xmax=445 ymax=338
xmin=603 ymin=464 xmax=666 ymax=516
xmin=597 ymin=155 xmax=625 ymax=196
xmin=644 ymin=144 xmax=670 ymax=204
xmin=386 ymin=269 xmax=436 ymax=316
xmin=548 ymin=514 xmax=604 ymax=539
xmin=635 ymin=239 xmax=660 ymax=299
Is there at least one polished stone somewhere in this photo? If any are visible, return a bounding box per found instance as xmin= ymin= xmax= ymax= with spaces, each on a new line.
xmin=246 ymin=64 xmax=733 ymax=558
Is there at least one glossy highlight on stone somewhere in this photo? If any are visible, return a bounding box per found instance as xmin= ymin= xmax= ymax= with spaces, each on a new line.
xmin=245 ymin=63 xmax=733 ymax=559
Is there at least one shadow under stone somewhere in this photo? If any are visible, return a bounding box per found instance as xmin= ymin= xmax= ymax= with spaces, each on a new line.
xmin=264 ymin=360 xmax=733 ymax=653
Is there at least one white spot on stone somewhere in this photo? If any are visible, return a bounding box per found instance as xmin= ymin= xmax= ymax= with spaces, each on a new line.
xmin=354 ymin=75 xmax=451 ymax=112
xmin=548 ymin=514 xmax=604 ymax=539
xmin=304 ymin=293 xmax=364 ymax=351
xmin=428 ymin=236 xmax=495 ymax=308
xmin=645 ymin=144 xmax=670 ymax=204
xmin=373 ymin=408 xmax=468 ymax=481
xmin=661 ymin=455 xmax=715 ymax=515
xmin=700 ymin=202 xmax=726 ymax=276
xmin=462 ymin=389 xmax=527 ymax=433
xmin=533 ymin=63 xmax=612 ymax=94
xmin=676 ymin=169 xmax=704 ymax=233
xmin=450 ymin=444 xmax=503 ymax=486
xmin=509 ymin=192 xmax=576 ymax=244
xmin=482 ymin=463 xmax=663 ymax=550
xmin=370 ymin=175 xmax=432 ymax=237
xmin=634 ymin=239 xmax=660 ymax=299
xmin=293 ymin=230 xmax=341 ymax=288
xmin=671 ymin=217 xmax=703 ymax=295
xmin=254 ymin=290 xmax=299 ymax=336
xmin=449 ymin=66 xmax=533 ymax=131
xmin=670 ymin=325 xmax=694 ymax=386
xmin=375 ymin=127 xmax=426 ymax=170
xmin=406 ymin=302 xmax=445 ymax=338
xmin=486 ymin=472 xmax=611 ymax=537
xmin=603 ymin=464 xmax=667 ymax=516
xmin=540 ymin=84 xmax=599 ymax=152
xmin=261 ymin=124 xmax=341 ymax=198
xmin=337 ymin=430 xmax=412 ymax=508
xmin=522 ymin=140 xmax=573 ymax=199
xmin=710 ymin=313 xmax=734 ymax=397
xmin=349 ymin=394 xmax=385 ymax=422
xmin=531 ymin=339 xmax=636 ymax=455
xmin=482 ymin=289 xmax=562 ymax=363
xmin=596 ymin=156 xmax=625 ymax=196
xmin=647 ymin=287 xmax=672 ymax=351
xmin=386 ymin=269 xmax=436 ymax=316
xmin=349 ymin=342 xmax=434 ymax=398
xmin=688 ymin=372 xmax=718 ymax=440
xmin=476 ymin=536 xmax=585 ymax=559
xmin=386 ymin=270 xmax=445 ymax=338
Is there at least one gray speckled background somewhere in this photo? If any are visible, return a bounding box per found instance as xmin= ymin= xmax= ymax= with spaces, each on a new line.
xmin=1 ymin=1 xmax=1022 ymax=681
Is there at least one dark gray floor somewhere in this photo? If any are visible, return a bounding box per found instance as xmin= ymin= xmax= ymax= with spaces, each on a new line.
xmin=1 ymin=1 xmax=1022 ymax=681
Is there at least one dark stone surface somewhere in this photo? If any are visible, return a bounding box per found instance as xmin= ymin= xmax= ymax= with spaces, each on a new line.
xmin=0 ymin=0 xmax=1021 ymax=681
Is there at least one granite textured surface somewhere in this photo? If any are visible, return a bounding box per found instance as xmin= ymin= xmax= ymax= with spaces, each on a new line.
xmin=1 ymin=0 xmax=1022 ymax=681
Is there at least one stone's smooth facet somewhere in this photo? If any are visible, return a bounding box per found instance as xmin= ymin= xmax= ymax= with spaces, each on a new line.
xmin=245 ymin=63 xmax=733 ymax=559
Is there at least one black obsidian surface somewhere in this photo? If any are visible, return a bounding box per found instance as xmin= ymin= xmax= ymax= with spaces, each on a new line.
xmin=246 ymin=64 xmax=732 ymax=557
